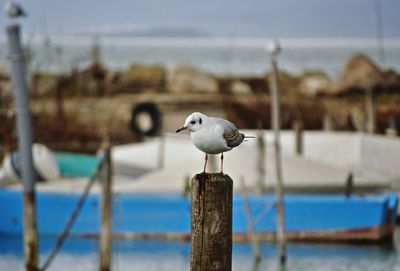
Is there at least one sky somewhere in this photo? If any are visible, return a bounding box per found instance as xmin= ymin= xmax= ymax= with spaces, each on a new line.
xmin=1 ymin=0 xmax=400 ymax=38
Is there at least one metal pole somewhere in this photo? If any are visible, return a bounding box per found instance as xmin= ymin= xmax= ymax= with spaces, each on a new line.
xmin=6 ymin=24 xmax=39 ymax=271
xmin=268 ymin=40 xmax=287 ymax=265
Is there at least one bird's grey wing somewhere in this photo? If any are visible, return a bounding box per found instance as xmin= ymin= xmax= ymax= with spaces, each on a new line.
xmin=217 ymin=118 xmax=245 ymax=148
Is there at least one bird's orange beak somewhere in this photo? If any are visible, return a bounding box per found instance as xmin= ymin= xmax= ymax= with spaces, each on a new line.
xmin=176 ymin=126 xmax=187 ymax=133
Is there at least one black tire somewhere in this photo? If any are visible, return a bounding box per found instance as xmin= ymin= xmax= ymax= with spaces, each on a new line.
xmin=130 ymin=102 xmax=161 ymax=136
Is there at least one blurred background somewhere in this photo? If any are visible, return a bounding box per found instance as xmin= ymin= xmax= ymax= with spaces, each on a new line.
xmin=1 ymin=1 xmax=400 ymax=271
xmin=0 ymin=0 xmax=399 ymax=153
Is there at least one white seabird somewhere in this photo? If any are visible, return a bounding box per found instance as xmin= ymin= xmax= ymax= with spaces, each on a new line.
xmin=176 ymin=112 xmax=252 ymax=173
xmin=4 ymin=1 xmax=27 ymax=18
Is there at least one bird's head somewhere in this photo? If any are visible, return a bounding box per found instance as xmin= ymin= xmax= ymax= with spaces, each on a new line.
xmin=176 ymin=112 xmax=207 ymax=133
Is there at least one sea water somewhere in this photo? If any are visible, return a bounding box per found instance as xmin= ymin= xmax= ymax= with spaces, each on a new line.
xmin=0 ymin=37 xmax=400 ymax=79
xmin=0 ymin=228 xmax=399 ymax=271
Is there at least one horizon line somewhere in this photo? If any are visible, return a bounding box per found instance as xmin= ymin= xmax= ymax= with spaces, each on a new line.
xmin=1 ymin=35 xmax=400 ymax=48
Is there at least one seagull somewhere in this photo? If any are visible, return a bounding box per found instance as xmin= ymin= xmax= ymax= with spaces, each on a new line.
xmin=4 ymin=1 xmax=27 ymax=18
xmin=176 ymin=112 xmax=252 ymax=173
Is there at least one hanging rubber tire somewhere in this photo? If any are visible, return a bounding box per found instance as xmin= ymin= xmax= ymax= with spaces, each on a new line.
xmin=130 ymin=102 xmax=161 ymax=136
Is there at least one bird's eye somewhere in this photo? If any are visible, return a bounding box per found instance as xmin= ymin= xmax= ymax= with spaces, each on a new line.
xmin=190 ymin=121 xmax=196 ymax=124
xmin=199 ymin=118 xmax=202 ymax=125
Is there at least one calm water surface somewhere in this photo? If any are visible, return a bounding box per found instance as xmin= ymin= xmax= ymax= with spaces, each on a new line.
xmin=0 ymin=37 xmax=399 ymax=78
xmin=1 ymin=228 xmax=400 ymax=271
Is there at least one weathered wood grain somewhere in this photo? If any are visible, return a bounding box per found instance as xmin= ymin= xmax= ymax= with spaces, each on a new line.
xmin=190 ymin=173 xmax=233 ymax=271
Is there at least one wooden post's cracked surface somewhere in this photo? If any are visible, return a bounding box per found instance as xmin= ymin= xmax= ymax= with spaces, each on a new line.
xmin=190 ymin=173 xmax=233 ymax=271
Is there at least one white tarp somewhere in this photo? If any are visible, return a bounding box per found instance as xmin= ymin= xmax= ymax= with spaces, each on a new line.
xmin=109 ymin=131 xmax=395 ymax=194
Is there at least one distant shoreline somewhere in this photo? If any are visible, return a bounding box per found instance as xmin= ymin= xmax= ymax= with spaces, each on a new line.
xmin=1 ymin=35 xmax=400 ymax=48
xmin=0 ymin=36 xmax=399 ymax=78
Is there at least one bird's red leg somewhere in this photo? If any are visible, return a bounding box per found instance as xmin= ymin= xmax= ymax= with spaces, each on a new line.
xmin=203 ymin=153 xmax=208 ymax=173
xmin=220 ymin=152 xmax=224 ymax=174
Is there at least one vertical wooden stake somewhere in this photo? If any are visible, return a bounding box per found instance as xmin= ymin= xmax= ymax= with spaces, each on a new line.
xmin=268 ymin=41 xmax=287 ymax=265
xmin=293 ymin=120 xmax=303 ymax=156
xmin=55 ymin=80 xmax=64 ymax=121
xmin=190 ymin=173 xmax=233 ymax=271
xmin=239 ymin=177 xmax=261 ymax=264
xmin=157 ymin=134 xmax=165 ymax=169
xmin=23 ymin=193 xmax=39 ymax=271
xmin=345 ymin=172 xmax=354 ymax=198
xmin=366 ymin=88 xmax=376 ymax=134
xmin=385 ymin=118 xmax=398 ymax=137
xmin=256 ymin=124 xmax=266 ymax=193
xmin=323 ymin=114 xmax=334 ymax=131
xmin=100 ymin=143 xmax=113 ymax=271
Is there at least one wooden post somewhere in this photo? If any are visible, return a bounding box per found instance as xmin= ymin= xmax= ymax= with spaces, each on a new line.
xmin=366 ymin=88 xmax=376 ymax=134
xmin=157 ymin=133 xmax=165 ymax=169
xmin=256 ymin=123 xmax=266 ymax=193
xmin=323 ymin=114 xmax=334 ymax=131
xmin=99 ymin=143 xmax=113 ymax=271
xmin=345 ymin=172 xmax=354 ymax=198
xmin=7 ymin=24 xmax=39 ymax=271
xmin=385 ymin=118 xmax=397 ymax=137
xmin=239 ymin=177 xmax=261 ymax=264
xmin=157 ymin=113 xmax=165 ymax=169
xmin=268 ymin=40 xmax=287 ymax=265
xmin=293 ymin=120 xmax=303 ymax=156
xmin=190 ymin=173 xmax=233 ymax=271
xmin=55 ymin=79 xmax=65 ymax=121
xmin=385 ymin=128 xmax=397 ymax=137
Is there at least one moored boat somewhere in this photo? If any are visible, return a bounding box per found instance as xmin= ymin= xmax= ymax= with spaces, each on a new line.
xmin=1 ymin=133 xmax=399 ymax=243
xmin=0 ymin=187 xmax=397 ymax=243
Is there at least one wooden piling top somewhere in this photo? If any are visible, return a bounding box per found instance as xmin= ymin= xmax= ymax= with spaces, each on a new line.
xmin=190 ymin=173 xmax=233 ymax=271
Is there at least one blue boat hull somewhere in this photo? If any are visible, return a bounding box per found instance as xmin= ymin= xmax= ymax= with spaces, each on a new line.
xmin=0 ymin=189 xmax=397 ymax=242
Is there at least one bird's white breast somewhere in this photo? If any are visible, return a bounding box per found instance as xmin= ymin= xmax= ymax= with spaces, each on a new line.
xmin=191 ymin=123 xmax=232 ymax=154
